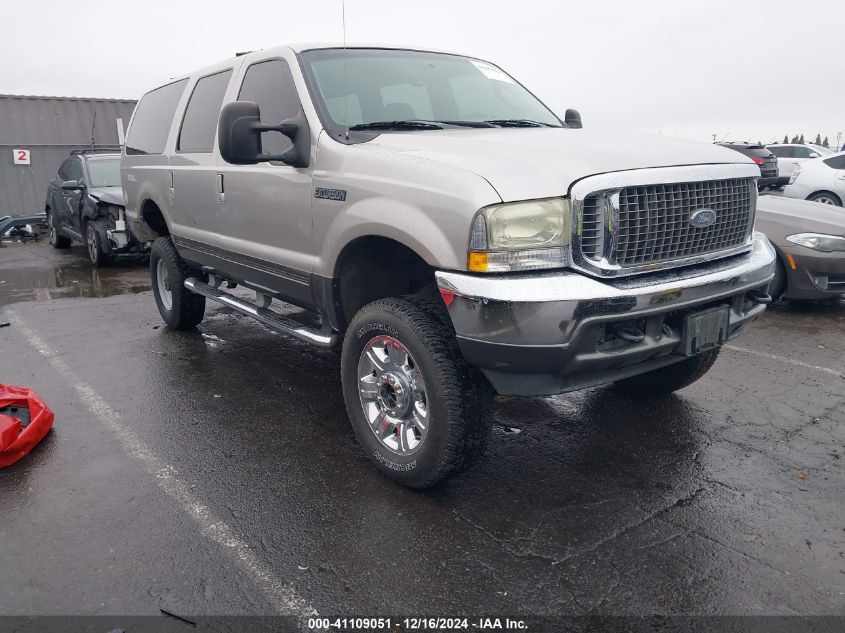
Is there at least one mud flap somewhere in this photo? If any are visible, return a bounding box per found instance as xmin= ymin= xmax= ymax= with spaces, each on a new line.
xmin=0 ymin=384 xmax=55 ymax=468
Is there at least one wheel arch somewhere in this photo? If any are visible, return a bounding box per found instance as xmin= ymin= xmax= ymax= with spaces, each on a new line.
xmin=325 ymin=234 xmax=440 ymax=331
xmin=807 ymin=190 xmax=843 ymax=205
xmin=137 ymin=198 xmax=171 ymax=239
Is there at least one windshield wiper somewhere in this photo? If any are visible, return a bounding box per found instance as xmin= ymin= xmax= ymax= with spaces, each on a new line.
xmin=485 ymin=119 xmax=559 ymax=128
xmin=348 ymin=120 xmax=443 ymax=131
xmin=428 ymin=120 xmax=495 ymax=128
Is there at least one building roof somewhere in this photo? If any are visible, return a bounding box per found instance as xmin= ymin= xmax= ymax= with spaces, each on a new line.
xmin=0 ymin=94 xmax=137 ymax=146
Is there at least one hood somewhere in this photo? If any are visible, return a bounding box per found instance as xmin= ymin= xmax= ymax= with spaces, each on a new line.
xmin=89 ymin=186 xmax=125 ymax=207
xmin=756 ymin=195 xmax=845 ymax=245
xmin=364 ymin=128 xmax=751 ymax=201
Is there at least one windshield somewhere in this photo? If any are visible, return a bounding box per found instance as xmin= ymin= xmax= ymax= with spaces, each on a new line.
xmin=301 ymin=48 xmax=561 ymax=132
xmin=86 ymin=158 xmax=122 ymax=187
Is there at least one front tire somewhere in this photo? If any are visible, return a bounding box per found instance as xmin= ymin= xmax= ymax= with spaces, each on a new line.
xmin=341 ymin=297 xmax=493 ymax=489
xmin=85 ymin=220 xmax=112 ymax=267
xmin=150 ymin=237 xmax=206 ymax=330
xmin=614 ymin=348 xmax=720 ymax=396
xmin=47 ymin=211 xmax=71 ymax=249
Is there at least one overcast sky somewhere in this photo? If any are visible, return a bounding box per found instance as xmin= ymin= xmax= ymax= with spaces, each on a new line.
xmin=2 ymin=0 xmax=842 ymax=145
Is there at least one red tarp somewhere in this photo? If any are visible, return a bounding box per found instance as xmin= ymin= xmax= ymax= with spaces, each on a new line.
xmin=0 ymin=384 xmax=54 ymax=468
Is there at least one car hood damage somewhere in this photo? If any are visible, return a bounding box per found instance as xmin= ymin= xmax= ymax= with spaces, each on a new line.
xmin=365 ymin=128 xmax=752 ymax=201
xmin=88 ymin=186 xmax=125 ymax=207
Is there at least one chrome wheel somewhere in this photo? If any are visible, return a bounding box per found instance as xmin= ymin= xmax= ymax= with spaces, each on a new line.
xmin=48 ymin=215 xmax=56 ymax=245
xmin=358 ymin=335 xmax=429 ymax=455
xmin=86 ymin=223 xmax=98 ymax=264
xmin=815 ymin=195 xmax=837 ymax=205
xmin=156 ymin=258 xmax=173 ymax=311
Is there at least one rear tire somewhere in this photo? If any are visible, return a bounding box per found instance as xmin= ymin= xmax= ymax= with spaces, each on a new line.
xmin=341 ymin=297 xmax=493 ymax=489
xmin=47 ymin=210 xmax=71 ymax=249
xmin=150 ymin=237 xmax=206 ymax=330
xmin=614 ymin=348 xmax=720 ymax=396
xmin=808 ymin=192 xmax=842 ymax=206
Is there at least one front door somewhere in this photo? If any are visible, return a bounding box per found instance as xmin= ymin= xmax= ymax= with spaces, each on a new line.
xmin=57 ymin=156 xmax=85 ymax=237
xmin=213 ymin=57 xmax=315 ymax=306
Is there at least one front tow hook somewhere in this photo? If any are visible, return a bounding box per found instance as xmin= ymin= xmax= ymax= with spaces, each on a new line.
xmin=746 ymin=289 xmax=773 ymax=305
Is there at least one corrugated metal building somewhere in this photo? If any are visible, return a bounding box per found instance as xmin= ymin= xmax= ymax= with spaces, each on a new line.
xmin=0 ymin=94 xmax=137 ymax=214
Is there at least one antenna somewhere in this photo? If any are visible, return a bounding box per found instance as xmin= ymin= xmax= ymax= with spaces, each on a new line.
xmin=341 ymin=0 xmax=349 ymax=140
xmin=90 ymin=110 xmax=97 ymax=148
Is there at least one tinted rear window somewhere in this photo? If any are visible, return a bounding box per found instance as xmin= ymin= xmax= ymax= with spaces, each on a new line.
xmin=126 ymin=79 xmax=189 ymax=155
xmin=743 ymin=147 xmax=773 ymax=158
xmin=178 ymin=70 xmax=233 ymax=153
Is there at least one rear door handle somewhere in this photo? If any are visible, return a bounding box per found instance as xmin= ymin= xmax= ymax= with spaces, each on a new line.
xmin=216 ymin=173 xmax=225 ymax=203
xmin=167 ymin=171 xmax=175 ymax=198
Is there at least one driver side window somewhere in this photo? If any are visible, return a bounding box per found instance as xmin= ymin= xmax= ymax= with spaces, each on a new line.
xmin=64 ymin=157 xmax=84 ymax=183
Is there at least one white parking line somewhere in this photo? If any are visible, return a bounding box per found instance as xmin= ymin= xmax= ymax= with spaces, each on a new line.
xmin=5 ymin=309 xmax=316 ymax=618
xmin=724 ymin=344 xmax=844 ymax=378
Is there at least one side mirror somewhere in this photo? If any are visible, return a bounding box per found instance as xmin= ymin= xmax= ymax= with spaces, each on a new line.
xmin=61 ymin=180 xmax=84 ymax=191
xmin=564 ymin=108 xmax=582 ymax=129
xmin=218 ymin=101 xmax=310 ymax=168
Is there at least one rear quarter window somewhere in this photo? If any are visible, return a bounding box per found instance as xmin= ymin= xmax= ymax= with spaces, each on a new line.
xmin=126 ymin=79 xmax=189 ymax=155
xmin=823 ymin=155 xmax=845 ymax=170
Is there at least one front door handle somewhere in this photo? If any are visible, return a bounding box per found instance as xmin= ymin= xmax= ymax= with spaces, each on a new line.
xmin=216 ymin=173 xmax=225 ymax=203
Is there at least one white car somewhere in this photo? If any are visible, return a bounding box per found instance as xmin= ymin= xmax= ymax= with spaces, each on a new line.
xmin=768 ymin=143 xmax=835 ymax=186
xmin=782 ymin=152 xmax=845 ymax=207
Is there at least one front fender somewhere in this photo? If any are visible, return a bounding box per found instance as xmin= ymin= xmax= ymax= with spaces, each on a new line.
xmin=321 ymin=196 xmax=466 ymax=276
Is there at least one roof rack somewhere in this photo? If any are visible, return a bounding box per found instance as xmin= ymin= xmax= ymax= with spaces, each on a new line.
xmin=70 ymin=145 xmax=122 ymax=156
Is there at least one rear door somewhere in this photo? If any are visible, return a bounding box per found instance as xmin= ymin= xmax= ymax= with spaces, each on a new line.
xmin=168 ymin=67 xmax=234 ymax=244
xmin=212 ymin=55 xmax=315 ymax=306
xmin=823 ymin=155 xmax=845 ymax=197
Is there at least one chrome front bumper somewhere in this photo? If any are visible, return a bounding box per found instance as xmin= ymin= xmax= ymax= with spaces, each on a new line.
xmin=435 ymin=233 xmax=777 ymax=396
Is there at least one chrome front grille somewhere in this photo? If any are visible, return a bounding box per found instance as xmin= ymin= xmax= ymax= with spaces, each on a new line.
xmin=579 ymin=177 xmax=756 ymax=271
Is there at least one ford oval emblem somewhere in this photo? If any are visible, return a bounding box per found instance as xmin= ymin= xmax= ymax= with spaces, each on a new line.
xmin=690 ymin=208 xmax=717 ymax=228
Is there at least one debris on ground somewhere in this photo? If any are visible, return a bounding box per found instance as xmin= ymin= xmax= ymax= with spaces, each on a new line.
xmin=0 ymin=384 xmax=55 ymax=468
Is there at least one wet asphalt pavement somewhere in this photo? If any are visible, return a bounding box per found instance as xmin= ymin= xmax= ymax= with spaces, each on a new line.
xmin=1 ymin=241 xmax=844 ymax=622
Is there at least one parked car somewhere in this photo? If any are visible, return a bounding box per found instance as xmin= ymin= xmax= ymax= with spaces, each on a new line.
xmin=122 ymin=44 xmax=775 ymax=488
xmin=716 ymin=143 xmax=779 ymax=190
xmin=782 ymin=152 xmax=845 ymax=207
xmin=767 ymin=143 xmax=834 ymax=188
xmin=45 ymin=149 xmax=147 ymax=266
xmin=756 ymin=195 xmax=845 ymax=300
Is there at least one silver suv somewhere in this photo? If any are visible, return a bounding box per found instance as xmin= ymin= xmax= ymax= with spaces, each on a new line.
xmin=122 ymin=44 xmax=776 ymax=488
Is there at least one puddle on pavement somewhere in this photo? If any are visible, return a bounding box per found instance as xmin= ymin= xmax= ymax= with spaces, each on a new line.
xmin=0 ymin=259 xmax=150 ymax=307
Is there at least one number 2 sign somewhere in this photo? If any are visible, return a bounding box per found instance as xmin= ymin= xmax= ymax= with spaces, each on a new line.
xmin=13 ymin=149 xmax=31 ymax=165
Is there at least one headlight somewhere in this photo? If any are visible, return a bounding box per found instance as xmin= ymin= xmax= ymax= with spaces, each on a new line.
xmin=785 ymin=232 xmax=845 ymax=252
xmin=468 ymin=198 xmax=571 ymax=272
xmin=788 ymin=164 xmax=801 ymax=185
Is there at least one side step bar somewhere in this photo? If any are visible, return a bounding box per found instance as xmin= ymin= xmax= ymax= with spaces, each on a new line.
xmin=184 ymin=277 xmax=340 ymax=348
